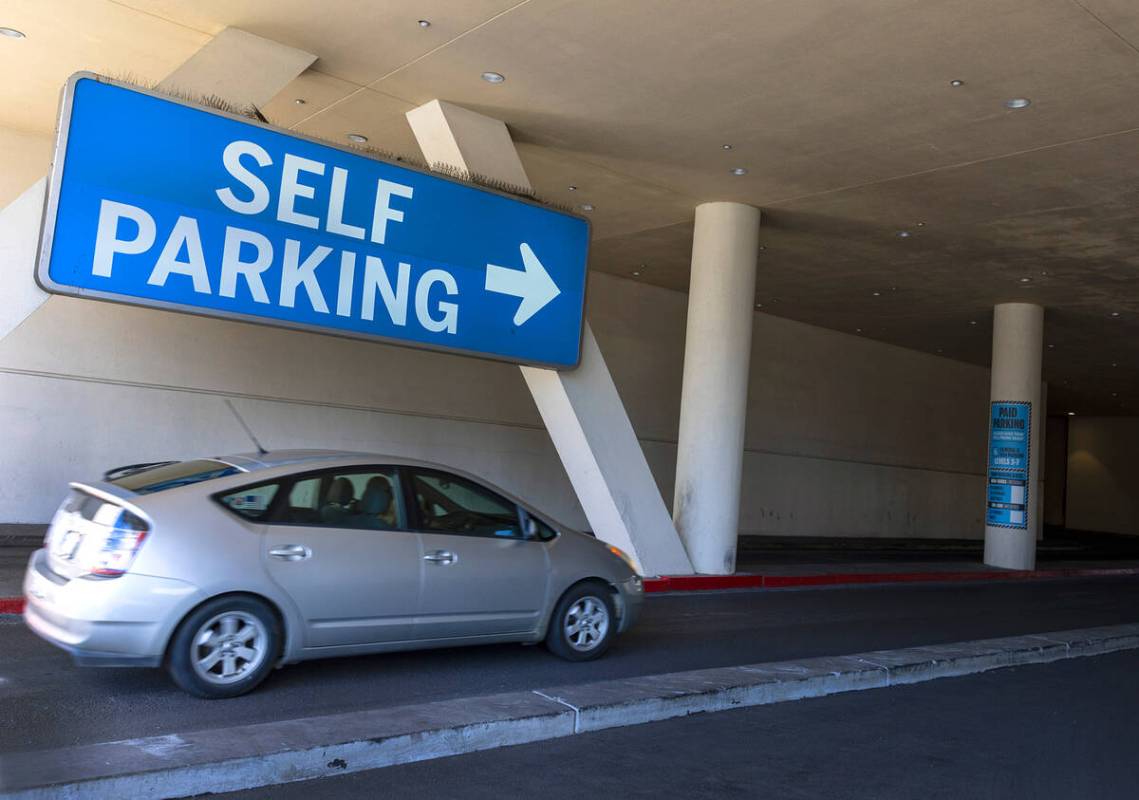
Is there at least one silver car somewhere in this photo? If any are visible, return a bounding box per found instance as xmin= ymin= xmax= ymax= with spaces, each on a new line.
xmin=23 ymin=450 xmax=643 ymax=698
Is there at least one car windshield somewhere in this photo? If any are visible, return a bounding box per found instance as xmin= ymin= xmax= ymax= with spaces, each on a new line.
xmin=108 ymin=459 xmax=241 ymax=495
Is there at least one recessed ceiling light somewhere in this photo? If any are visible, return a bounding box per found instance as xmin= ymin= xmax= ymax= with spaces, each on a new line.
xmin=1048 ymin=344 xmax=1055 ymax=349
xmin=1019 ymin=277 xmax=1031 ymax=283
xmin=1005 ymin=97 xmax=1031 ymax=109
xmin=0 ymin=27 xmax=25 ymax=39
xmin=758 ymin=245 xmax=766 ymax=251
xmin=1111 ymin=311 xmax=1121 ymax=317
xmin=632 ymin=271 xmax=640 ymax=277
xmin=970 ymin=320 xmax=977 ymax=326
xmin=730 ymin=167 xmax=748 ymax=176
xmin=872 ymin=291 xmax=881 ymax=296
xmin=1068 ymin=411 xmax=1076 ymax=416
xmin=567 ymin=185 xmax=577 ymax=191
xmin=897 ymin=230 xmax=912 ymax=238
xmin=722 ymin=144 xmax=733 ymax=150
xmin=755 ymin=303 xmax=763 ymax=308
xmin=916 ymin=221 xmax=926 ymax=227
xmin=481 ymin=71 xmax=506 ymax=84
xmin=346 ymin=133 xmax=368 ymax=143
xmin=417 ymin=19 xmax=431 ymax=28
xmin=294 ymin=98 xmax=307 ymax=105
xmin=855 ymin=328 xmax=863 ymax=333
xmin=1112 ymin=392 xmax=1119 ymax=397
xmin=579 ymin=203 xmax=594 ymax=212
xmin=949 ymin=79 xmax=965 ymax=87
xmin=1112 ymin=362 xmax=1118 ymax=367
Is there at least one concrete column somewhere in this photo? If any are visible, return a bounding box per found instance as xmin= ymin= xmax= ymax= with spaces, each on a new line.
xmin=673 ymin=202 xmax=761 ymax=574
xmin=406 ymin=99 xmax=693 ymax=576
xmin=984 ymin=302 xmax=1044 ymax=570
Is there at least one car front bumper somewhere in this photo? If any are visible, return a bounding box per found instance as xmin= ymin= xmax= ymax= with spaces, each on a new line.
xmin=615 ymin=574 xmax=644 ymax=633
xmin=22 ymin=549 xmax=202 ymax=667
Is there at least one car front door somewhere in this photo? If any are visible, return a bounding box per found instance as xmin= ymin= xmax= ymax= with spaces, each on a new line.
xmin=406 ymin=468 xmax=549 ymax=640
xmin=259 ymin=466 xmax=421 ymax=648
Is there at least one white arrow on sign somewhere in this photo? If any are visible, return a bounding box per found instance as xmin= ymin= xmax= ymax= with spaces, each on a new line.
xmin=485 ymin=242 xmax=562 ymax=326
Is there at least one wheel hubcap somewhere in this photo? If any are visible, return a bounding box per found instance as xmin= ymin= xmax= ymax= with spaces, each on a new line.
xmin=564 ymin=595 xmax=610 ymax=652
xmin=190 ymin=611 xmax=267 ymax=685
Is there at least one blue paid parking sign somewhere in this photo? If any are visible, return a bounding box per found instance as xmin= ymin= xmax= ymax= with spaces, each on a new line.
xmin=37 ymin=74 xmax=590 ymax=368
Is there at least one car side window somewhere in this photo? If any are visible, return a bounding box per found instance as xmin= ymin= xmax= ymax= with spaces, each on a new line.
xmin=217 ymin=482 xmax=280 ymax=521
xmin=273 ymin=468 xmax=405 ymax=530
xmin=408 ymin=470 xmax=523 ymax=539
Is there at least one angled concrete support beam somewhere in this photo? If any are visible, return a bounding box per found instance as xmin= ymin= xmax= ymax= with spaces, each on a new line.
xmin=406 ymin=100 xmax=693 ymax=576
xmin=0 ymin=28 xmax=315 ymax=344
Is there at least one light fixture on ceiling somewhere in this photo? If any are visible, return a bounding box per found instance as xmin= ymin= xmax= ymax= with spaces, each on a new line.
xmin=0 ymin=27 xmax=25 ymax=39
xmin=937 ymin=348 xmax=944 ymax=354
xmin=730 ymin=167 xmax=748 ymax=176
xmin=417 ymin=19 xmax=431 ymax=28
xmin=1068 ymin=411 xmax=1076 ymax=416
xmin=481 ymin=71 xmax=506 ymax=84
xmin=346 ymin=133 xmax=368 ymax=143
xmin=722 ymin=144 xmax=733 ymax=150
xmin=1019 ymin=277 xmax=1031 ymax=283
xmin=294 ymin=98 xmax=307 ymax=105
xmin=1005 ymin=97 xmax=1031 ymax=109
xmin=916 ymin=221 xmax=926 ymax=227
xmin=1112 ymin=362 xmax=1118 ymax=367
xmin=1048 ymin=344 xmax=1055 ymax=349
xmin=855 ymin=328 xmax=863 ymax=333
xmin=579 ymin=203 xmax=594 ymax=212
xmin=1111 ymin=311 xmax=1121 ymax=317
xmin=970 ymin=320 xmax=978 ymax=326
xmin=897 ymin=230 xmax=912 ymax=238
xmin=1112 ymin=392 xmax=1119 ymax=397
xmin=872 ymin=291 xmax=881 ymax=296
xmin=632 ymin=270 xmax=641 ymax=277
xmin=755 ymin=303 xmax=763 ymax=308
xmin=567 ymin=185 xmax=577 ymax=191
xmin=949 ymin=79 xmax=964 ymax=87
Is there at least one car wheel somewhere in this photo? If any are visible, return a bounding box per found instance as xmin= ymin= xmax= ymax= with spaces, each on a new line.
xmin=545 ymin=581 xmax=616 ymax=662
xmin=166 ymin=596 xmax=281 ymax=699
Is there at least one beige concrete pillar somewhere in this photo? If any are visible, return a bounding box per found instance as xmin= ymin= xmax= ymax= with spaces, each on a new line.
xmin=984 ymin=302 xmax=1044 ymax=570
xmin=406 ymin=99 xmax=693 ymax=576
xmin=673 ymin=202 xmax=761 ymax=574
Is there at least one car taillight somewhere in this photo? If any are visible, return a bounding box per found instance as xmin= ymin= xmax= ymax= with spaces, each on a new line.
xmin=82 ymin=509 xmax=150 ymax=578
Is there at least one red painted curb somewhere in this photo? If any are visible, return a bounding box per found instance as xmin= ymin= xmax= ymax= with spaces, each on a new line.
xmin=643 ymin=566 xmax=1139 ymax=593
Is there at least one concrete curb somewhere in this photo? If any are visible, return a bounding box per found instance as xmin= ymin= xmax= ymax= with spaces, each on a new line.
xmin=643 ymin=565 xmax=1139 ymax=593
xmin=3 ymin=623 xmax=1138 ymax=799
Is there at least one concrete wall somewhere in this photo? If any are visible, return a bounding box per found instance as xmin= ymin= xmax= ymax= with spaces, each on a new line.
xmin=1066 ymin=417 xmax=1139 ymax=536
xmin=0 ymin=199 xmax=992 ymax=534
xmin=0 ymin=127 xmax=51 ymax=210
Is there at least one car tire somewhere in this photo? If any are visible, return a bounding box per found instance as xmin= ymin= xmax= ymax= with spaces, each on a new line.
xmin=165 ymin=595 xmax=282 ymax=699
xmin=545 ymin=581 xmax=617 ymax=662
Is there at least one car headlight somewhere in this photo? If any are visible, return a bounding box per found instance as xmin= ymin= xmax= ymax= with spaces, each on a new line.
xmin=607 ymin=544 xmax=640 ymax=575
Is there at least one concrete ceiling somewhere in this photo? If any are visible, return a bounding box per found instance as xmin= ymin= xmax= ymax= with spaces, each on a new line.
xmin=2 ymin=0 xmax=1138 ymax=414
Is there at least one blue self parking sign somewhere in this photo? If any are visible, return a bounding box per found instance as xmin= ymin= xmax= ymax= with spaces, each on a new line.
xmin=37 ymin=74 xmax=590 ymax=368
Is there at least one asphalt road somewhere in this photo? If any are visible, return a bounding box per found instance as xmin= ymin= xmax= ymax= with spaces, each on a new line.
xmin=216 ymin=649 xmax=1139 ymax=800
xmin=4 ymin=577 xmax=1139 ymax=754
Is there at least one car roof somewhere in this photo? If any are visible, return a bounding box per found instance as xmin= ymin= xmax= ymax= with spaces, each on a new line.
xmin=213 ymin=449 xmax=463 ymax=473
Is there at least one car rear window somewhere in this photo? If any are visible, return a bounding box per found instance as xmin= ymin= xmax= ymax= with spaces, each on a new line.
xmin=109 ymin=459 xmax=241 ymax=495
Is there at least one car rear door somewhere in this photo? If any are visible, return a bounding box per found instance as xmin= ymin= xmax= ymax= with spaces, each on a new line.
xmin=406 ymin=468 xmax=549 ymax=640
xmin=257 ymin=466 xmax=421 ymax=648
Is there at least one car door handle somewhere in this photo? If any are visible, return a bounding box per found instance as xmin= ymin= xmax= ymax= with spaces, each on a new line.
xmin=269 ymin=544 xmax=311 ymax=561
xmin=423 ymin=550 xmax=457 ymax=565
